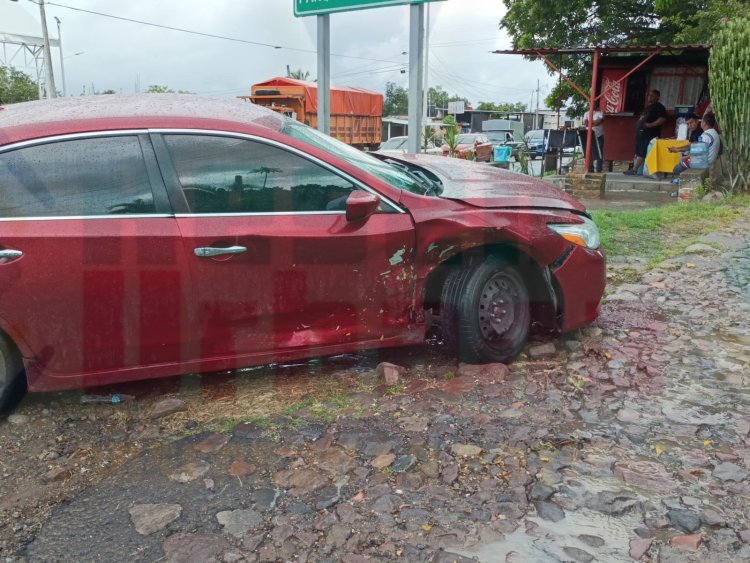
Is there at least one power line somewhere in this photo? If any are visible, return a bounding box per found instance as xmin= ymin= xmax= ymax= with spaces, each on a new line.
xmin=46 ymin=2 xmax=406 ymax=65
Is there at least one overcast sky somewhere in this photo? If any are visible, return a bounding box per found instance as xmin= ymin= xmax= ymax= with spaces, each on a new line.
xmin=6 ymin=0 xmax=556 ymax=108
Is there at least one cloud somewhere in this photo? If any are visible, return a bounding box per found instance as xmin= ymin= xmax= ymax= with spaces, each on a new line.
xmin=10 ymin=0 xmax=555 ymax=105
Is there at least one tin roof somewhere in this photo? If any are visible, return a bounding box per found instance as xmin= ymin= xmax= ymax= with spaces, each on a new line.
xmin=492 ymin=44 xmax=711 ymax=56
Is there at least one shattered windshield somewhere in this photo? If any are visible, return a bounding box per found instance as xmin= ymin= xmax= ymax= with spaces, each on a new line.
xmin=281 ymin=119 xmax=430 ymax=195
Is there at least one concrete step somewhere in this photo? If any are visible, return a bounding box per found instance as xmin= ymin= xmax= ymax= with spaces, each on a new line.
xmin=605 ymin=172 xmax=674 ymax=193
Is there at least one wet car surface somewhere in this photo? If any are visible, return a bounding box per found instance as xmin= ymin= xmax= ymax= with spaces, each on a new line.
xmin=0 ymin=95 xmax=604 ymax=410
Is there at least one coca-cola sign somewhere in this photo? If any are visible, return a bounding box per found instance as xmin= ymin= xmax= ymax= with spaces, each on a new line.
xmin=601 ymin=70 xmax=628 ymax=114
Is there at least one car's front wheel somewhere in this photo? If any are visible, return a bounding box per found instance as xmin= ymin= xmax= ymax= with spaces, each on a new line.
xmin=0 ymin=334 xmax=25 ymax=413
xmin=441 ymin=256 xmax=530 ymax=364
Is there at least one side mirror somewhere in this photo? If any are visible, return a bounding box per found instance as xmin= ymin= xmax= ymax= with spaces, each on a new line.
xmin=345 ymin=191 xmax=381 ymax=222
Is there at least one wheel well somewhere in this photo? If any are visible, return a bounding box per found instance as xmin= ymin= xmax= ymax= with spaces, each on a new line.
xmin=423 ymin=244 xmax=559 ymax=330
xmin=0 ymin=329 xmax=28 ymax=412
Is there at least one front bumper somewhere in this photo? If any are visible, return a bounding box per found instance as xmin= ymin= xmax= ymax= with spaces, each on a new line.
xmin=551 ymin=244 xmax=606 ymax=331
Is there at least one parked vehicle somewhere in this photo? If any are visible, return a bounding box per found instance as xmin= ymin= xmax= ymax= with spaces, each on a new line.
xmin=524 ymin=129 xmax=546 ymax=159
xmin=0 ymin=95 xmax=605 ymax=410
xmin=441 ymin=133 xmax=493 ymax=161
xmin=482 ymin=119 xmax=525 ymax=160
xmin=241 ymin=77 xmax=382 ymax=149
xmin=378 ymin=136 xmax=442 ymax=155
xmin=485 ymin=131 xmax=524 ymax=160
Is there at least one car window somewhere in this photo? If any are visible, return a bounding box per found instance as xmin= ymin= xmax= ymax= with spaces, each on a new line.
xmin=163 ymin=134 xmax=360 ymax=213
xmin=0 ymin=136 xmax=156 ymax=218
xmin=381 ymin=137 xmax=406 ymax=150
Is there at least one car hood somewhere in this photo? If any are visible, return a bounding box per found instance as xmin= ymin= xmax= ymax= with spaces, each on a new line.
xmin=383 ymin=153 xmax=585 ymax=212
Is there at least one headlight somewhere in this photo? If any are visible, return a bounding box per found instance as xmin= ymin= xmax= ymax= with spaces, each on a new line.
xmin=548 ymin=216 xmax=600 ymax=249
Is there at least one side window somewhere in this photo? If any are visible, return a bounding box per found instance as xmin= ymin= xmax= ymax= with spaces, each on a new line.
xmin=163 ymin=134 xmax=358 ymax=214
xmin=0 ymin=136 xmax=156 ymax=218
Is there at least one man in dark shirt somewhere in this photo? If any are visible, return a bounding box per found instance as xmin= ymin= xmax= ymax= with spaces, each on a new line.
xmin=624 ymin=89 xmax=668 ymax=175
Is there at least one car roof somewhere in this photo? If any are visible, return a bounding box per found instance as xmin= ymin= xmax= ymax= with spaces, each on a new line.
xmin=0 ymin=94 xmax=285 ymax=144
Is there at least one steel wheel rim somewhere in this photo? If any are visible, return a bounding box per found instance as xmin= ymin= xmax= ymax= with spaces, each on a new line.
xmin=477 ymin=271 xmax=521 ymax=342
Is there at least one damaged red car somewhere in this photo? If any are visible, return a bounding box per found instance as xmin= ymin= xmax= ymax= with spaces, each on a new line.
xmin=0 ymin=95 xmax=605 ymax=410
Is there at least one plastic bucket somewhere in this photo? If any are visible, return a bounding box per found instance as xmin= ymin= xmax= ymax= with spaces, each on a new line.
xmin=493 ymin=145 xmax=511 ymax=163
xmin=690 ymin=142 xmax=708 ymax=169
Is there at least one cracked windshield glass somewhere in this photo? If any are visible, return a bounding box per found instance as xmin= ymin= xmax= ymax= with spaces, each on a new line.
xmin=1 ymin=1 xmax=749 ymax=562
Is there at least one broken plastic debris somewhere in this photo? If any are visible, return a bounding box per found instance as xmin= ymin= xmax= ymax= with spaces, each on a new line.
xmin=80 ymin=393 xmax=134 ymax=404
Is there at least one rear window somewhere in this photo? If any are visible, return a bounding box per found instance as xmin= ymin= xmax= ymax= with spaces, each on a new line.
xmin=0 ymin=136 xmax=156 ymax=218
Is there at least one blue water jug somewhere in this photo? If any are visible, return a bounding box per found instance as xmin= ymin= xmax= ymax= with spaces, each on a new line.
xmin=493 ymin=145 xmax=511 ymax=163
xmin=690 ymin=142 xmax=708 ymax=169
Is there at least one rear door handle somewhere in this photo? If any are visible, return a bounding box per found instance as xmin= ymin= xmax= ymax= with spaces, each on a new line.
xmin=0 ymin=249 xmax=23 ymax=263
xmin=194 ymin=245 xmax=247 ymax=257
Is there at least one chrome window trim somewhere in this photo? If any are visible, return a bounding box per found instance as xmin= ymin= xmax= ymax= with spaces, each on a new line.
xmin=0 ymin=130 xmax=150 ymax=153
xmin=174 ymin=211 xmax=345 ymax=218
xmin=0 ymin=214 xmax=174 ymax=222
xmin=149 ymin=128 xmax=406 ymax=214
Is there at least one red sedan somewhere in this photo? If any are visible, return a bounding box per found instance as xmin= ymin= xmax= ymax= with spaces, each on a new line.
xmin=441 ymin=133 xmax=493 ymax=161
xmin=0 ymin=95 xmax=605 ymax=410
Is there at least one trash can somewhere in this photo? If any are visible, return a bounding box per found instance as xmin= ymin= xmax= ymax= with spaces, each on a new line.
xmin=690 ymin=142 xmax=708 ymax=169
xmin=493 ymin=145 xmax=511 ymax=163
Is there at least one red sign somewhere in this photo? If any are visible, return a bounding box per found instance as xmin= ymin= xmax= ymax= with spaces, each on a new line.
xmin=601 ymin=69 xmax=628 ymax=114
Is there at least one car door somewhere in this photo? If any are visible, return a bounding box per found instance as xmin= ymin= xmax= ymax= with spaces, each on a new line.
xmin=0 ymin=133 xmax=191 ymax=384
xmin=152 ymin=132 xmax=417 ymax=364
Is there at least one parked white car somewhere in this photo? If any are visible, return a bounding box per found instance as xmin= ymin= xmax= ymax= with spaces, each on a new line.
xmin=378 ymin=136 xmax=443 ymax=155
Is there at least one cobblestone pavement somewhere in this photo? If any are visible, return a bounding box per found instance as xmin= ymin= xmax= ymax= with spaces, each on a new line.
xmin=2 ymin=214 xmax=750 ymax=562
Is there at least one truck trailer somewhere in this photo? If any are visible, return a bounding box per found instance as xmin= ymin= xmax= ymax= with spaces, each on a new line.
xmin=241 ymin=77 xmax=383 ymax=149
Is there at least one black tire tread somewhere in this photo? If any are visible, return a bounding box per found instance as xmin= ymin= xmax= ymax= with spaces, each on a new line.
xmin=455 ymin=256 xmax=530 ymax=364
xmin=440 ymin=266 xmax=473 ymax=354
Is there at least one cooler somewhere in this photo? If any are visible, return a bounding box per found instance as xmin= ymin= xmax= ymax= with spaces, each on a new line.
xmin=493 ymin=145 xmax=512 ymax=163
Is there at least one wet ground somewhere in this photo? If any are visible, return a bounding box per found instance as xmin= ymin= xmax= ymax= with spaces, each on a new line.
xmin=2 ymin=213 xmax=750 ymax=562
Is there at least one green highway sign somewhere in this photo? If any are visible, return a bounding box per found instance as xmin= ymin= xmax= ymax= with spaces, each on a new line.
xmin=294 ymin=0 xmax=443 ymax=17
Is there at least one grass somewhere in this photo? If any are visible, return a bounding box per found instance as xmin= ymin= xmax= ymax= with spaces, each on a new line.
xmin=591 ymin=195 xmax=750 ymax=267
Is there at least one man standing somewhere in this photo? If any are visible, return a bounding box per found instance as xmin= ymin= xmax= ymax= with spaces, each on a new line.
xmin=624 ymin=89 xmax=668 ymax=175
xmin=583 ymin=103 xmax=604 ymax=172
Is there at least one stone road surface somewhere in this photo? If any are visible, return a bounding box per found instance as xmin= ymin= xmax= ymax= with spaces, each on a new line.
xmin=5 ymin=213 xmax=750 ymax=562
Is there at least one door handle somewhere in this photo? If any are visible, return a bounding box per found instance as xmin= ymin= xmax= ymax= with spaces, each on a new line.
xmin=194 ymin=245 xmax=247 ymax=257
xmin=0 ymin=249 xmax=23 ymax=262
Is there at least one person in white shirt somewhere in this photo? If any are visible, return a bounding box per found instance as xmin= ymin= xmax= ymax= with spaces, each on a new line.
xmin=672 ymin=113 xmax=721 ymax=177
xmin=582 ymin=104 xmax=604 ymax=172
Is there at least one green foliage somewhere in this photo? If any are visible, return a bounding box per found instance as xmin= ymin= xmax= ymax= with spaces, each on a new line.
xmin=475 ymin=101 xmax=527 ymax=112
xmin=0 ymin=66 xmax=38 ymax=104
xmin=709 ymin=17 xmax=750 ymax=191
xmin=500 ymin=0 xmax=746 ymax=113
xmin=146 ymin=84 xmax=174 ymax=93
xmin=428 ymin=85 xmax=469 ymax=112
xmin=442 ymin=115 xmax=459 ymax=156
xmin=287 ymin=68 xmax=312 ymax=81
xmin=383 ymin=81 xmax=408 ymax=116
xmin=591 ymin=195 xmax=748 ymax=265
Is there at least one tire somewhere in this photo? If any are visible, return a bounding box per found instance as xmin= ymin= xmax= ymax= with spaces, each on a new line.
xmin=440 ymin=267 xmax=473 ymax=354
xmin=447 ymin=256 xmax=530 ymax=364
xmin=0 ymin=334 xmax=26 ymax=414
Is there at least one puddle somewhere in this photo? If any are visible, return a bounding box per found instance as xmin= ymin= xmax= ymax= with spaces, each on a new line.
xmin=453 ymin=508 xmax=640 ymax=563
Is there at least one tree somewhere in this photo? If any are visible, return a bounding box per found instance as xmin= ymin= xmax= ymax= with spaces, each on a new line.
xmin=287 ymin=68 xmax=312 ymax=81
xmin=383 ymin=81 xmax=408 ymax=116
xmin=500 ymin=0 xmax=749 ymax=114
xmin=0 ymin=66 xmax=38 ymax=104
xmin=428 ymin=85 xmax=469 ymax=112
xmin=709 ymin=17 xmax=750 ymax=191
xmin=475 ymin=101 xmax=527 ymax=112
xmin=146 ymin=85 xmax=174 ymax=93
xmin=145 ymin=85 xmax=193 ymax=94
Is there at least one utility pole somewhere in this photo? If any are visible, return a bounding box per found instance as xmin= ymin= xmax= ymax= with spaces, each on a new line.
xmin=317 ymin=15 xmax=331 ymax=134
xmin=407 ymin=3 xmax=425 ymax=154
xmin=421 ymin=3 xmax=430 ymax=152
xmin=534 ymin=79 xmax=540 ymax=129
xmin=54 ymin=17 xmax=66 ymax=97
xmin=38 ymin=0 xmax=57 ymax=98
